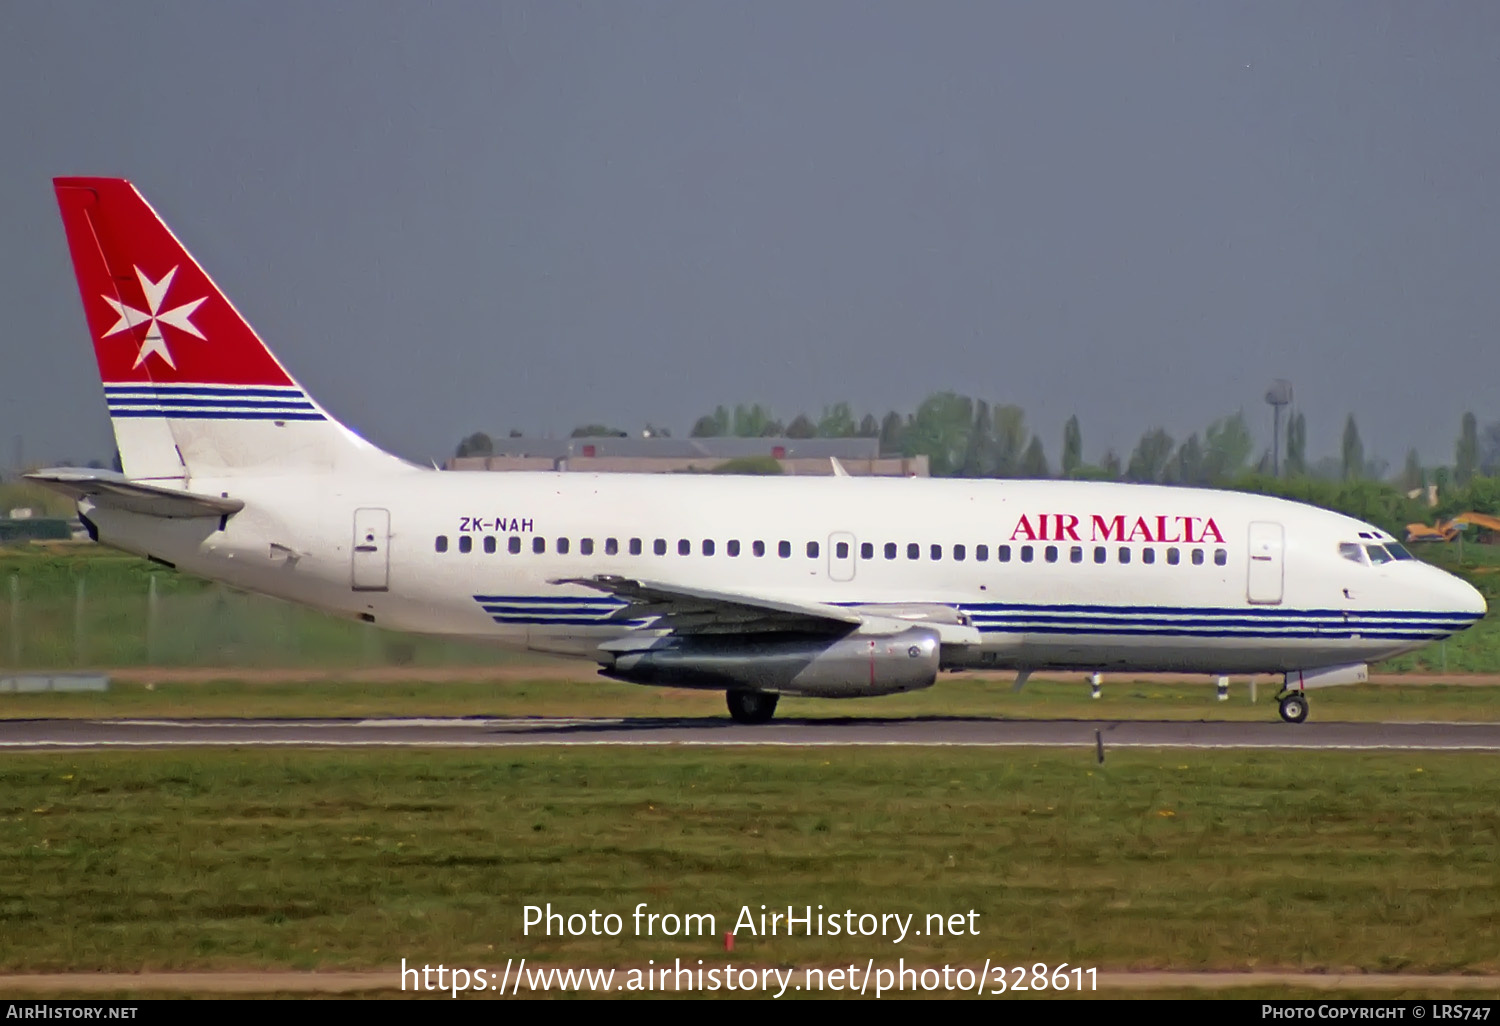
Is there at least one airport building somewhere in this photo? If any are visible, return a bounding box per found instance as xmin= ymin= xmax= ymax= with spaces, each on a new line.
xmin=446 ymin=436 xmax=928 ymax=476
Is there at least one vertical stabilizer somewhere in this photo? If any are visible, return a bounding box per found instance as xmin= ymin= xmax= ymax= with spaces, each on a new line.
xmin=54 ymin=178 xmax=409 ymax=479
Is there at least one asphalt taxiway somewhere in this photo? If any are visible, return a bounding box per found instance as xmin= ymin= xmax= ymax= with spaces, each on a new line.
xmin=2 ymin=716 xmax=1499 ymax=750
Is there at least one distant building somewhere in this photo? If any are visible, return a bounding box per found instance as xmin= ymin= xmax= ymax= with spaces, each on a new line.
xmin=446 ymin=436 xmax=927 ymax=476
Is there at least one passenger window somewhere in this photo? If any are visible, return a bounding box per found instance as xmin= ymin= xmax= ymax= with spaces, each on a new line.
xmin=654 ymin=539 xmax=667 ymax=555
xmin=1191 ymin=548 xmax=1205 ymax=565
xmin=1070 ymin=546 xmax=1083 ymax=564
xmin=702 ymin=539 xmax=714 ymax=556
xmin=678 ymin=539 xmax=691 ymax=556
xmin=930 ymin=544 xmax=942 ymax=561
xmin=885 ymin=542 xmax=898 ymax=560
xmin=728 ymin=540 xmax=741 ymax=557
xmin=1366 ymin=544 xmax=1393 ymax=565
xmin=556 ymin=537 xmax=569 ymax=555
xmin=953 ymin=544 xmax=966 ymax=561
xmin=509 ymin=536 xmax=522 ymax=554
xmin=1142 ymin=548 xmax=1155 ymax=565
xmin=1020 ymin=545 xmax=1034 ymax=563
xmin=605 ymin=538 xmax=618 ymax=555
xmin=976 ymin=544 xmax=989 ymax=561
xmin=1094 ymin=546 xmax=1106 ymax=564
xmin=907 ymin=543 xmax=920 ymax=560
xmin=1214 ymin=548 xmax=1227 ymax=566
xmin=459 ymin=535 xmax=472 ymax=554
xmin=1044 ymin=545 xmax=1058 ymax=563
xmin=753 ymin=540 xmax=766 ymax=557
xmin=1118 ymin=547 xmax=1130 ymax=564
xmin=484 ymin=535 xmax=496 ymax=554
xmin=533 ymin=537 xmax=546 ymax=554
xmin=629 ymin=538 xmax=642 ymax=556
xmin=435 ymin=535 xmax=449 ymax=553
xmin=837 ymin=542 xmax=850 ymax=559
xmin=779 ymin=540 xmax=792 ymax=558
xmin=1166 ymin=547 xmax=1180 ymax=565
xmin=859 ymin=542 xmax=872 ymax=560
xmin=580 ymin=538 xmax=594 ymax=556
xmin=998 ymin=544 xmax=1012 ymax=563
xmin=807 ymin=541 xmax=820 ymax=558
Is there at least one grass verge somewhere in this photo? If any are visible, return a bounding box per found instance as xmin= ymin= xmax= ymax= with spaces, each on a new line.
xmin=1 ymin=747 xmax=1497 ymax=974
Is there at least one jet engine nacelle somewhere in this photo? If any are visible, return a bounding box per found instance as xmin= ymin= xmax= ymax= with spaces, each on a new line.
xmin=599 ymin=626 xmax=941 ymax=698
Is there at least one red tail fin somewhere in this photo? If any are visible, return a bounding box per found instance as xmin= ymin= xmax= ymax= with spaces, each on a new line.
xmin=54 ymin=178 xmax=295 ymax=388
xmin=53 ymin=178 xmax=408 ymax=478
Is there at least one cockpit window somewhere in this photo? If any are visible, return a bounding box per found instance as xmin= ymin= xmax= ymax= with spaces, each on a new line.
xmin=1338 ymin=543 xmax=1365 ymax=564
xmin=1365 ymin=544 xmax=1393 ymax=565
xmin=1385 ymin=541 xmax=1415 ymax=561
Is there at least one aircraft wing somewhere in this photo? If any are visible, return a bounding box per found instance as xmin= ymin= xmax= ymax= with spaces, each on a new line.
xmin=552 ymin=574 xmax=862 ymax=635
xmin=26 ymin=468 xmax=244 ymax=519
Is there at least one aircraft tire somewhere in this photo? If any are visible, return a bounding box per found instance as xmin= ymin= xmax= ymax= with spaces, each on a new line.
xmin=726 ymin=690 xmax=779 ymax=725
xmin=1278 ymin=693 xmax=1309 ymax=724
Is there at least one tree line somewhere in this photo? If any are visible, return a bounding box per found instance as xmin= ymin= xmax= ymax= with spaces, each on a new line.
xmin=453 ymin=394 xmax=1500 ymax=537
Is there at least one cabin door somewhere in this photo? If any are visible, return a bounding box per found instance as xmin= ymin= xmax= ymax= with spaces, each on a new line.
xmin=1246 ymin=521 xmax=1284 ymax=605
xmin=352 ymin=508 xmax=391 ymax=592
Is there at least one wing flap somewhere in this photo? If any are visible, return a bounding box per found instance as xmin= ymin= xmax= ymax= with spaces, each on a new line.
xmin=553 ymin=574 xmax=862 ymax=636
xmin=26 ymin=468 xmax=243 ymax=519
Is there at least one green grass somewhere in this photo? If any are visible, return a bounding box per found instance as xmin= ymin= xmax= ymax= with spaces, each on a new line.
xmin=1 ymin=748 xmax=1498 ymax=974
xmin=6 ymin=675 xmax=1500 ymax=722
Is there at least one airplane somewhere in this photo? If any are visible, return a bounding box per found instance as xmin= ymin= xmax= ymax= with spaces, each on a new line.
xmin=30 ymin=178 xmax=1487 ymax=725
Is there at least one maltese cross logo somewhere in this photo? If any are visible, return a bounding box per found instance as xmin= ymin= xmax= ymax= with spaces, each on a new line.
xmin=100 ymin=265 xmax=207 ymax=369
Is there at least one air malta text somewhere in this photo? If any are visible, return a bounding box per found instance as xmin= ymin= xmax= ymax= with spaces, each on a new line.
xmin=458 ymin=517 xmax=534 ymax=533
xmin=1010 ymin=514 xmax=1225 ymax=545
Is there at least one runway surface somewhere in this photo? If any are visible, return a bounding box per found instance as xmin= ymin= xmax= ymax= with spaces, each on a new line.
xmin=4 ymin=715 xmax=1500 ymax=749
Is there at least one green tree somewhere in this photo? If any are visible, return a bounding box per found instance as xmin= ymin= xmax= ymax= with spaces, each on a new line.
xmin=1100 ymin=449 xmax=1122 ymax=479
xmin=903 ymin=392 xmax=974 ymax=477
xmin=1481 ymin=420 xmax=1500 ymax=477
xmin=1203 ymin=413 xmax=1253 ymax=482
xmin=1020 ymin=436 xmax=1049 ymax=478
xmin=990 ymin=404 xmax=1028 ymax=477
xmin=879 ymin=411 xmax=906 ymax=455
xmin=1285 ymin=412 xmax=1307 ymax=477
xmin=785 ymin=414 xmax=816 ymax=439
xmin=455 ymin=432 xmax=494 ymax=458
xmin=816 ymin=402 xmax=857 ymax=438
xmin=1061 ymin=415 xmax=1083 ymax=477
xmin=960 ymin=400 xmax=994 ymax=477
xmin=857 ymin=413 xmax=880 ymax=438
xmin=1457 ymin=412 xmax=1479 ymax=486
xmin=1341 ymin=415 xmax=1364 ymax=481
xmin=1400 ymin=449 xmax=1424 ymax=494
xmin=1125 ymin=428 xmax=1174 ymax=483
xmin=732 ymin=403 xmax=775 ymax=438
xmin=570 ymin=424 xmax=625 ymax=437
xmin=1173 ymin=433 xmax=1205 ymax=486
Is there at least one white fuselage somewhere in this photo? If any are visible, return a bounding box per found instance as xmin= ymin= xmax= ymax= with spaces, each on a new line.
xmin=81 ymin=469 xmax=1486 ymax=679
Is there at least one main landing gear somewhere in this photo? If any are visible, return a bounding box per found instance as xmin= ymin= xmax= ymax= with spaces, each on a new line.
xmin=726 ymin=690 xmax=779 ymax=725
xmin=1276 ymin=690 xmax=1309 ymax=724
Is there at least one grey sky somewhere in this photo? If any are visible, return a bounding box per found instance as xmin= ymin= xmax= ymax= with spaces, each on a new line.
xmin=3 ymin=2 xmax=1497 ymax=470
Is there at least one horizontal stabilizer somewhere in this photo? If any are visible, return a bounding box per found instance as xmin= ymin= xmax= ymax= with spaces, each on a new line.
xmin=26 ymin=468 xmax=243 ymax=519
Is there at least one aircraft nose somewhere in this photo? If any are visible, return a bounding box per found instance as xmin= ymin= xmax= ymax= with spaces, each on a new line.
xmin=1454 ymin=576 xmax=1487 ymax=620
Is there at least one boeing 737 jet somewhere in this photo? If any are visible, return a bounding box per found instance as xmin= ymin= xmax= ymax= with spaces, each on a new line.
xmin=31 ymin=178 xmax=1486 ymax=723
